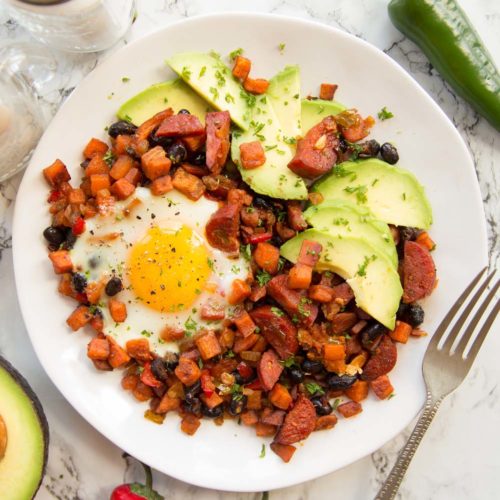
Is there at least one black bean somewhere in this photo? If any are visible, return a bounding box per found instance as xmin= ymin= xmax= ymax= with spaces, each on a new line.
xmin=302 ymin=359 xmax=324 ymax=374
xmin=184 ymin=396 xmax=202 ymax=416
xmin=185 ymin=380 xmax=202 ymax=398
xmin=252 ymin=195 xmax=273 ymax=210
xmin=89 ymin=255 xmax=100 ymax=269
xmin=202 ymin=404 xmax=223 ymax=418
xmin=228 ymin=395 xmax=247 ymax=416
xmin=43 ymin=226 xmax=66 ymax=247
xmin=398 ymin=303 xmax=424 ymax=327
xmin=191 ymin=151 xmax=206 ymax=166
xmin=149 ymin=133 xmax=174 ymax=150
xmin=61 ymin=230 xmax=77 ymax=250
xmin=72 ymin=273 xmax=87 ymax=293
xmin=270 ymin=235 xmax=284 ymax=248
xmin=358 ymin=139 xmax=380 ymax=158
xmin=178 ymin=109 xmax=190 ymax=115
xmin=326 ymin=373 xmax=358 ymax=391
xmin=150 ymin=358 xmax=169 ymax=382
xmin=167 ymin=142 xmax=187 ymax=164
xmin=163 ymin=351 xmax=179 ymax=371
xmin=108 ymin=120 xmax=137 ymax=138
xmin=287 ymin=367 xmax=305 ymax=384
xmin=232 ymin=369 xmax=254 ymax=385
xmin=105 ymin=277 xmax=123 ymax=296
xmin=399 ymin=226 xmax=419 ymax=242
xmin=360 ymin=322 xmax=387 ymax=350
xmin=80 ymin=159 xmax=90 ymax=169
xmin=311 ymin=396 xmax=333 ymax=416
xmin=380 ymin=142 xmax=399 ymax=164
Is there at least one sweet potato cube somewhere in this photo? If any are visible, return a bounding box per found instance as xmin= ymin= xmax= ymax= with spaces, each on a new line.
xmin=141 ymin=145 xmax=171 ymax=180
xmin=319 ymin=83 xmax=338 ymax=101
xmin=269 ymin=383 xmax=293 ymax=410
xmin=85 ymin=281 xmax=104 ymax=305
xmin=49 ymin=250 xmax=73 ymax=274
xmin=124 ymin=167 xmax=142 ymax=186
xmin=90 ymin=173 xmax=111 ymax=196
xmin=246 ymin=390 xmax=262 ymax=410
xmin=389 ymin=320 xmax=412 ymax=344
xmin=113 ymin=134 xmax=133 ymax=155
xmin=150 ymin=175 xmax=173 ymax=196
xmin=66 ymin=305 xmax=92 ymax=331
xmin=107 ymin=336 xmax=131 ymax=368
xmin=240 ymin=410 xmax=258 ymax=426
xmin=85 ymin=155 xmax=110 ymax=176
xmin=87 ymin=337 xmax=110 ymax=360
xmin=287 ymin=263 xmax=313 ymax=289
xmin=83 ymin=137 xmax=109 ymax=158
xmin=243 ymin=77 xmax=269 ymax=95
xmin=228 ymin=279 xmax=251 ymax=305
xmin=233 ymin=309 xmax=256 ymax=338
xmin=110 ymin=178 xmax=136 ymax=200
xmin=67 ymin=188 xmax=86 ymax=205
xmin=232 ymin=55 xmax=251 ymax=80
xmin=175 ymin=357 xmax=201 ymax=386
xmin=323 ymin=343 xmax=346 ymax=362
xmin=125 ymin=338 xmax=152 ymax=363
xmin=270 ymin=442 xmax=296 ymax=463
xmin=155 ymin=394 xmax=181 ymax=414
xmin=344 ymin=380 xmax=369 ymax=402
xmin=195 ymin=331 xmax=222 ymax=360
xmin=370 ymin=375 xmax=394 ymax=400
xmin=239 ymin=141 xmax=266 ymax=170
xmin=180 ymin=414 xmax=201 ymax=436
xmin=200 ymin=391 xmax=224 ymax=409
xmin=253 ymin=242 xmax=280 ymax=274
xmin=43 ymin=159 xmax=71 ymax=187
xmin=308 ymin=284 xmax=334 ymax=303
xmin=110 ymin=154 xmax=135 ymax=180
xmin=109 ymin=299 xmax=127 ymax=323
xmin=337 ymin=401 xmax=362 ymax=418
xmin=172 ymin=167 xmax=206 ymax=201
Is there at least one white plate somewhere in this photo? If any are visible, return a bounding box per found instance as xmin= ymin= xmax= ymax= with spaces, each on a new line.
xmin=13 ymin=13 xmax=488 ymax=492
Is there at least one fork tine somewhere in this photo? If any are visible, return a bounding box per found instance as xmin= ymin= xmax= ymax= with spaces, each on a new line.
xmin=440 ymin=270 xmax=496 ymax=353
xmin=465 ymin=297 xmax=500 ymax=362
xmin=456 ymin=279 xmax=499 ymax=358
xmin=428 ymin=267 xmax=488 ymax=350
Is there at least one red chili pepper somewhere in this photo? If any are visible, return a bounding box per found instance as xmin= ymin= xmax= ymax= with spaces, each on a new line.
xmin=237 ymin=361 xmax=253 ymax=380
xmin=110 ymin=455 xmax=163 ymax=500
xmin=140 ymin=362 xmax=162 ymax=388
xmin=48 ymin=190 xmax=62 ymax=202
xmin=245 ymin=379 xmax=263 ymax=390
xmin=200 ymin=370 xmax=215 ymax=397
xmin=72 ymin=217 xmax=86 ymax=235
xmin=248 ymin=232 xmax=273 ymax=244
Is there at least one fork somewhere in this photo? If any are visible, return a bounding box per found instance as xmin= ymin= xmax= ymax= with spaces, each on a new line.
xmin=376 ymin=267 xmax=499 ymax=500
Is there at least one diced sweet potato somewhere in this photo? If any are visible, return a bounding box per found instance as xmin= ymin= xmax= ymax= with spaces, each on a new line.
xmin=89 ymin=313 xmax=104 ymax=333
xmin=107 ymin=336 xmax=131 ymax=368
xmin=370 ymin=374 xmax=394 ymax=400
xmin=132 ymin=381 xmax=153 ymax=401
xmin=83 ymin=137 xmax=108 ymax=158
xmin=232 ymin=55 xmax=251 ymax=80
xmin=43 ymin=159 xmax=71 ymax=187
xmin=150 ymin=175 xmax=173 ymax=196
xmin=141 ymin=145 xmax=172 ymax=180
xmin=287 ymin=263 xmax=313 ymax=289
xmin=160 ymin=326 xmax=185 ymax=342
xmin=323 ymin=343 xmax=346 ymax=362
xmin=270 ymin=442 xmax=296 ymax=463
xmin=90 ymin=173 xmax=111 ymax=196
xmin=308 ymin=285 xmax=334 ymax=303
xmin=246 ymin=390 xmax=262 ymax=410
xmin=218 ymin=327 xmax=235 ymax=349
xmin=253 ymin=242 xmax=280 ymax=274
xmin=180 ymin=414 xmax=201 ymax=436
xmin=175 ymin=357 xmax=201 ymax=385
xmin=255 ymin=422 xmax=276 ymax=437
xmin=233 ymin=333 xmax=259 ymax=353
xmin=155 ymin=394 xmax=181 ymax=414
xmin=269 ymin=383 xmax=293 ymax=410
xmin=68 ymin=188 xmax=86 ymax=205
xmin=172 ymin=167 xmax=206 ymax=201
xmin=337 ymin=401 xmax=362 ymax=418
xmin=233 ymin=309 xmax=256 ymax=338
xmin=110 ymin=178 xmax=136 ymax=200
xmin=49 ymin=250 xmax=73 ymax=274
xmin=109 ymin=154 xmax=135 ymax=180
xmin=113 ymin=134 xmax=133 ymax=155
xmin=200 ymin=299 xmax=225 ymax=321
xmin=195 ymin=331 xmax=222 ymax=360
xmin=389 ymin=320 xmax=412 ymax=344
xmin=109 ymin=299 xmax=127 ymax=323
xmin=228 ymin=279 xmax=251 ymax=305
xmin=85 ymin=281 xmax=104 ymax=305
xmin=315 ymin=414 xmax=338 ymax=431
xmin=125 ymin=338 xmax=152 ymax=363
xmin=319 ymin=83 xmax=338 ymax=100
xmin=66 ymin=305 xmax=92 ymax=331
xmin=243 ymin=77 xmax=269 ymax=95
xmin=240 ymin=410 xmax=258 ymax=426
xmin=124 ymin=167 xmax=142 ymax=186
xmin=344 ymin=380 xmax=369 ymax=402
xmin=239 ymin=141 xmax=266 ymax=169
xmin=85 ymin=155 xmax=110 ymax=176
xmin=87 ymin=337 xmax=110 ymax=360
xmin=200 ymin=391 xmax=224 ymax=409
xmin=121 ymin=373 xmax=139 ymax=391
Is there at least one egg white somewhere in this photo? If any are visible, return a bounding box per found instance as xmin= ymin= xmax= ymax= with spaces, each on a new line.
xmin=70 ymin=188 xmax=249 ymax=354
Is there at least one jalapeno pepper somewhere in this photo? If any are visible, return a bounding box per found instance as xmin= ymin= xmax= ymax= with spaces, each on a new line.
xmin=388 ymin=0 xmax=500 ymax=131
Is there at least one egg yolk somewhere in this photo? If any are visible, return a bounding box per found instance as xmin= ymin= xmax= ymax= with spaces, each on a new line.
xmin=128 ymin=225 xmax=211 ymax=312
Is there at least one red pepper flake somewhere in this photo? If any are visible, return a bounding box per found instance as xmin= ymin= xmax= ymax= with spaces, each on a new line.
xmin=72 ymin=217 xmax=86 ymax=235
xmin=200 ymin=370 xmax=215 ymax=397
xmin=48 ymin=190 xmax=62 ymax=203
xmin=248 ymin=232 xmax=273 ymax=244
xmin=140 ymin=362 xmax=162 ymax=388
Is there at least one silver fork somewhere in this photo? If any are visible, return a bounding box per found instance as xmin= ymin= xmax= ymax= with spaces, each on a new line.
xmin=376 ymin=267 xmax=499 ymax=500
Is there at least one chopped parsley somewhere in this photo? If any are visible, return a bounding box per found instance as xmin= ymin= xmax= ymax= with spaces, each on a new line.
xmin=181 ymin=66 xmax=191 ymax=80
xmin=209 ymin=86 xmax=219 ymax=100
xmin=333 ymin=217 xmax=349 ymax=226
xmin=225 ymin=349 xmax=236 ymax=358
xmin=240 ymin=244 xmax=252 ymax=261
xmin=260 ymin=444 xmax=266 ymax=458
xmin=199 ymin=66 xmax=207 ymax=78
xmin=283 ymin=136 xmax=297 ymax=145
xmin=388 ymin=393 xmax=396 ymax=399
xmin=256 ymin=270 xmax=272 ymax=287
xmin=402 ymin=192 xmax=407 ymax=201
xmin=103 ymin=150 xmax=115 ymax=166
xmin=229 ymin=47 xmax=244 ymax=60
xmin=333 ymin=165 xmax=354 ymax=178
xmin=215 ymin=69 xmax=226 ymax=87
xmin=331 ymin=398 xmax=341 ymax=411
xmin=281 ymin=356 xmax=297 ymax=368
xmin=298 ymin=297 xmax=312 ymax=318
xmin=231 ymin=265 xmax=241 ymax=274
xmin=184 ymin=316 xmax=198 ymax=334
xmin=343 ymin=184 xmax=368 ymax=203
xmin=357 ymin=254 xmax=377 ymax=277
xmin=277 ymin=257 xmax=286 ymax=272
xmin=198 ymin=358 xmax=204 ymax=369
xmin=271 ymin=307 xmax=284 ymax=317
xmin=305 ymin=382 xmax=325 ymax=396
xmin=225 ymin=93 xmax=235 ymax=103
xmin=378 ymin=106 xmax=394 ymax=121
xmin=265 ymin=144 xmax=277 ymax=151
xmin=140 ymin=330 xmax=153 ymax=338
xmin=207 ymin=258 xmax=215 ymax=270
xmin=278 ymin=42 xmax=286 ymax=54
xmin=240 ymin=90 xmax=257 ymax=108
xmin=121 ymin=76 xmax=130 ymax=83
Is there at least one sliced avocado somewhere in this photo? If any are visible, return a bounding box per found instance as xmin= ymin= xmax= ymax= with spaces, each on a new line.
xmin=312 ymin=158 xmax=433 ymax=229
xmin=280 ymin=229 xmax=402 ymax=328
xmin=304 ymin=200 xmax=398 ymax=267
xmin=166 ymin=52 xmax=252 ymax=130
xmin=231 ymin=94 xmax=308 ymax=200
xmin=300 ymin=98 xmax=346 ymax=133
xmin=117 ymin=78 xmax=212 ymax=125
xmin=267 ymin=65 xmax=302 ymax=139
xmin=0 ymin=356 xmax=49 ymax=500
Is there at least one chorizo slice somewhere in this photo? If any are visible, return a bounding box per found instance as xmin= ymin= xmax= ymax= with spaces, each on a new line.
xmin=360 ymin=335 xmax=397 ymax=381
xmin=206 ymin=111 xmax=231 ymax=175
xmin=288 ymin=116 xmax=339 ymax=178
xmin=156 ymin=114 xmax=205 ymax=137
xmin=250 ymin=305 xmax=299 ymax=359
xmin=257 ymin=349 xmax=283 ymax=391
xmin=205 ymin=202 xmax=240 ymax=253
xmin=402 ymin=240 xmax=436 ymax=303
xmin=274 ymin=394 xmax=316 ymax=445
xmin=330 ymin=283 xmax=355 ymax=306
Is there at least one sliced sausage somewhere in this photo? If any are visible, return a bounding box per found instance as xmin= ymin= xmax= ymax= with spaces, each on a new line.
xmin=297 ymin=240 xmax=323 ymax=267
xmin=403 ymin=240 xmax=436 ymax=303
xmin=274 ymin=394 xmax=316 ymax=445
xmin=205 ymin=202 xmax=240 ymax=253
xmin=330 ymin=283 xmax=355 ymax=306
xmin=206 ymin=111 xmax=231 ymax=174
xmin=287 ymin=201 xmax=308 ymax=231
xmin=260 ymin=408 xmax=286 ymax=427
xmin=330 ymin=312 xmax=358 ymax=335
xmin=360 ymin=335 xmax=397 ymax=381
xmin=288 ymin=116 xmax=339 ymax=178
xmin=202 ymin=174 xmax=237 ymax=199
xmin=250 ymin=305 xmax=299 ymax=359
xmin=200 ymin=299 xmax=225 ymax=320
xmin=257 ymin=349 xmax=283 ymax=391
xmin=267 ymin=274 xmax=318 ymax=327
xmin=156 ymin=114 xmax=205 ymax=137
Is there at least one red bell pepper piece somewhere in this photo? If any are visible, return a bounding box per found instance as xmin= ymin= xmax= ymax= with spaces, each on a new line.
xmin=140 ymin=362 xmax=162 ymax=388
xmin=248 ymin=232 xmax=273 ymax=244
xmin=200 ymin=370 xmax=215 ymax=397
xmin=72 ymin=216 xmax=86 ymax=235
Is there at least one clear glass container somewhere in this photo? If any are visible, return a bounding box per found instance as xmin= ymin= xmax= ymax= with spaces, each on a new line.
xmin=4 ymin=0 xmax=135 ymax=53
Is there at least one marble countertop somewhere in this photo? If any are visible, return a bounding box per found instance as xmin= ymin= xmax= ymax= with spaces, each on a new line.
xmin=1 ymin=1 xmax=499 ymax=499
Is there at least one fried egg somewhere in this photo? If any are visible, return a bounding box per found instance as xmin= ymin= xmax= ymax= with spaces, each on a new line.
xmin=70 ymin=187 xmax=249 ymax=354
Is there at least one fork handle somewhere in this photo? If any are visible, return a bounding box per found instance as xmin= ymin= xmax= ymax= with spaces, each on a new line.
xmin=375 ymin=393 xmax=442 ymax=500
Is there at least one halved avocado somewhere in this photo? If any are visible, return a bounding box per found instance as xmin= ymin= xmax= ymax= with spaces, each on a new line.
xmin=117 ymin=78 xmax=212 ymax=125
xmin=0 ymin=356 xmax=49 ymax=500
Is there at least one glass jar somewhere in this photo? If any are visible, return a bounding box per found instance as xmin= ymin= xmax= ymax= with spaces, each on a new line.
xmin=4 ymin=0 xmax=136 ymax=53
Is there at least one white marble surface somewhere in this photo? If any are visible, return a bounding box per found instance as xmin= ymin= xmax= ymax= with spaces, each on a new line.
xmin=0 ymin=1 xmax=499 ymax=499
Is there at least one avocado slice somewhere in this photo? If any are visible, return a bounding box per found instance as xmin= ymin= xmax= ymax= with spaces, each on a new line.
xmin=267 ymin=65 xmax=302 ymax=139
xmin=0 ymin=356 xmax=49 ymax=500
xmin=312 ymin=158 xmax=433 ymax=229
xmin=280 ymin=229 xmax=402 ymax=328
xmin=300 ymin=98 xmax=346 ymax=133
xmin=117 ymin=78 xmax=212 ymax=125
xmin=166 ymin=52 xmax=252 ymax=130
xmin=231 ymin=94 xmax=308 ymax=200
xmin=304 ymin=200 xmax=398 ymax=267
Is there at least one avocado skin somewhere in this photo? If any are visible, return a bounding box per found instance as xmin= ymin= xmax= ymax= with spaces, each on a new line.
xmin=0 ymin=355 xmax=49 ymax=497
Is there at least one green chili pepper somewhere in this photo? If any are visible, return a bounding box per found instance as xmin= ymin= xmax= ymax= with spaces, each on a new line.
xmin=388 ymin=0 xmax=500 ymax=131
